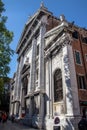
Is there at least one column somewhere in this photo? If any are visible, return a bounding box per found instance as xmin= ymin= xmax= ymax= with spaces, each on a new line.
xmin=67 ymin=44 xmax=80 ymax=115
xmin=62 ymin=45 xmax=73 ymax=115
xmin=62 ymin=43 xmax=80 ymax=116
xmin=21 ymin=88 xmax=25 ymax=116
xmin=19 ymin=83 xmax=23 ymax=118
xmin=16 ymin=55 xmax=24 ymax=100
xmin=46 ymin=60 xmax=50 ymax=118
xmin=38 ymin=93 xmax=44 ymax=129
xmin=28 ymin=97 xmax=33 ymax=118
xmin=38 ymin=22 xmax=46 ymax=91
xmin=46 ymin=54 xmax=53 ymax=118
xmin=49 ymin=55 xmax=53 ymax=118
xmin=18 ymin=56 xmax=24 ymax=98
xmin=28 ymin=38 xmax=36 ymax=93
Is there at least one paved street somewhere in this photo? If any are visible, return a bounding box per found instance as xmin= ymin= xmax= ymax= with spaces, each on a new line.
xmin=0 ymin=120 xmax=39 ymax=130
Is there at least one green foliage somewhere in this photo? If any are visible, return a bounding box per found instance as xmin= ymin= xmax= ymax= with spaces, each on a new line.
xmin=0 ymin=78 xmax=4 ymax=94
xmin=0 ymin=0 xmax=14 ymax=77
xmin=0 ymin=77 xmax=10 ymax=93
xmin=0 ymin=77 xmax=10 ymax=110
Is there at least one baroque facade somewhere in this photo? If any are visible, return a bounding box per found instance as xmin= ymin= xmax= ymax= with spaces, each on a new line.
xmin=10 ymin=4 xmax=87 ymax=130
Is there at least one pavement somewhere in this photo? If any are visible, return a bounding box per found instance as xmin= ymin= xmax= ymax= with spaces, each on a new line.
xmin=0 ymin=120 xmax=40 ymax=130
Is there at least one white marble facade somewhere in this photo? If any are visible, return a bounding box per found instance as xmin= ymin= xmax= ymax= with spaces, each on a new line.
xmin=10 ymin=5 xmax=81 ymax=130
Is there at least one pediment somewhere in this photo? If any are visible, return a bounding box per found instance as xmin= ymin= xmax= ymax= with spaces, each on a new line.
xmin=17 ymin=7 xmax=53 ymax=46
xmin=45 ymin=27 xmax=64 ymax=49
xmin=45 ymin=34 xmax=57 ymax=47
xmin=21 ymin=64 xmax=30 ymax=74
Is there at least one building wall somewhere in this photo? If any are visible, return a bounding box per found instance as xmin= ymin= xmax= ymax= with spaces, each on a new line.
xmin=10 ymin=5 xmax=87 ymax=130
xmin=71 ymin=30 xmax=87 ymax=116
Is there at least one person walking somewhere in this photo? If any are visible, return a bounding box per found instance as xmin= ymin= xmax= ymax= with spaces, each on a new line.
xmin=11 ymin=113 xmax=15 ymax=123
xmin=2 ymin=112 xmax=7 ymax=123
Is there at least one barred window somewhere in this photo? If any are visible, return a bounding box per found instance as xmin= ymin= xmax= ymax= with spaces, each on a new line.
xmin=75 ymin=50 xmax=82 ymax=65
xmin=54 ymin=69 xmax=63 ymax=102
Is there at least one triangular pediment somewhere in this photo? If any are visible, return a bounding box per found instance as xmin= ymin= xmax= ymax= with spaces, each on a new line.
xmin=21 ymin=64 xmax=30 ymax=74
xmin=17 ymin=6 xmax=53 ymax=51
xmin=45 ymin=26 xmax=65 ymax=49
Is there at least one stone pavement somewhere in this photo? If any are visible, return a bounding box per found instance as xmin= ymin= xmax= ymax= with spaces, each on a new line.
xmin=0 ymin=120 xmax=40 ymax=130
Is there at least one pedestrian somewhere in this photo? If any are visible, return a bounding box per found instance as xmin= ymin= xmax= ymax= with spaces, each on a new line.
xmin=11 ymin=113 xmax=15 ymax=123
xmin=2 ymin=112 xmax=7 ymax=123
xmin=4 ymin=112 xmax=8 ymax=122
xmin=78 ymin=116 xmax=87 ymax=130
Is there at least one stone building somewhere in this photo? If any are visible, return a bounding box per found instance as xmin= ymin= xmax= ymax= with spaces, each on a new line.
xmin=10 ymin=4 xmax=87 ymax=130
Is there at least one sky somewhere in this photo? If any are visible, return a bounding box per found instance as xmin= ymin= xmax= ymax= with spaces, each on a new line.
xmin=2 ymin=0 xmax=87 ymax=78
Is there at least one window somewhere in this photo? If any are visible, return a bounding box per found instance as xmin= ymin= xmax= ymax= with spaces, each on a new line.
xmin=82 ymin=37 xmax=87 ymax=44
xmin=72 ymin=31 xmax=79 ymax=39
xmin=77 ymin=75 xmax=86 ymax=89
xmin=23 ymin=77 xmax=28 ymax=95
xmin=54 ymin=69 xmax=63 ymax=102
xmin=75 ymin=50 xmax=82 ymax=65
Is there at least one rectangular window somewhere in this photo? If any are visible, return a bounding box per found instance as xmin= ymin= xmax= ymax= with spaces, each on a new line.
xmin=75 ymin=50 xmax=82 ymax=65
xmin=72 ymin=31 xmax=79 ymax=39
xmin=77 ymin=75 xmax=86 ymax=89
xmin=82 ymin=37 xmax=87 ymax=44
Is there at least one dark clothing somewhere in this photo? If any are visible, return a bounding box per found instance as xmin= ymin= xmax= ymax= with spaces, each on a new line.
xmin=78 ymin=118 xmax=87 ymax=130
xmin=2 ymin=113 xmax=7 ymax=123
xmin=11 ymin=114 xmax=15 ymax=123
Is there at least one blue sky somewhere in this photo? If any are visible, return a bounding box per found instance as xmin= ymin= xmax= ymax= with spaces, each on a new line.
xmin=2 ymin=0 xmax=87 ymax=78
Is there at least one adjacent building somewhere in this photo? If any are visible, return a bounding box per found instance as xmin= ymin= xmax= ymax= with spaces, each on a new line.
xmin=10 ymin=4 xmax=87 ymax=130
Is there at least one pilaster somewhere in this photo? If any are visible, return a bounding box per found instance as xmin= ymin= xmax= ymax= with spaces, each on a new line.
xmin=16 ymin=56 xmax=24 ymax=100
xmin=28 ymin=38 xmax=36 ymax=93
xmin=38 ymin=22 xmax=46 ymax=91
xmin=45 ymin=55 xmax=54 ymax=130
xmin=67 ymin=44 xmax=80 ymax=116
xmin=45 ymin=60 xmax=50 ymax=118
xmin=38 ymin=93 xmax=45 ymax=129
xmin=62 ymin=43 xmax=80 ymax=116
xmin=62 ymin=45 xmax=73 ymax=115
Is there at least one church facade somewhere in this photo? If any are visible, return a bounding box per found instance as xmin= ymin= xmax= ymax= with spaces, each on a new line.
xmin=10 ymin=4 xmax=87 ymax=130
